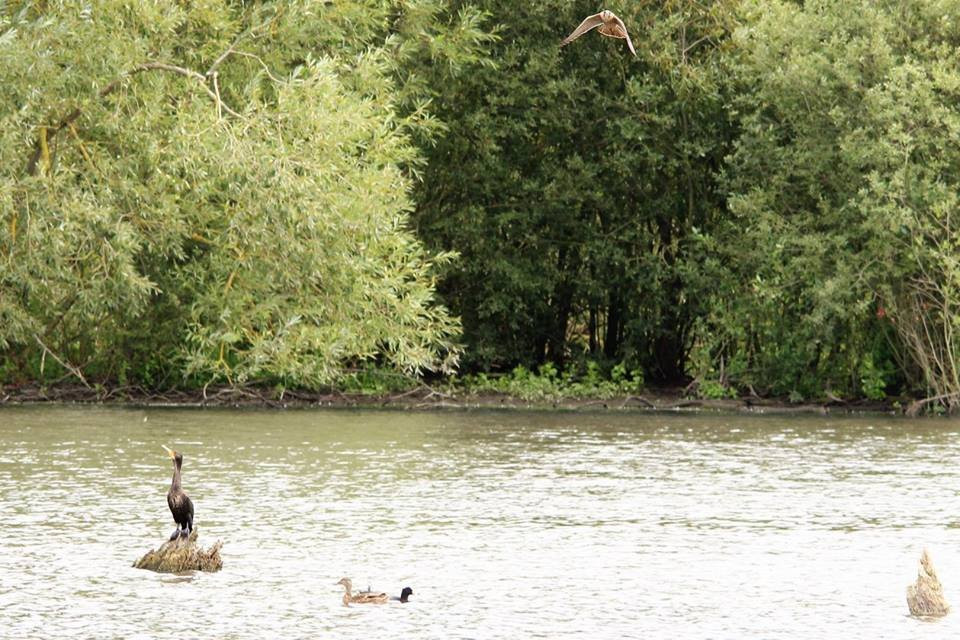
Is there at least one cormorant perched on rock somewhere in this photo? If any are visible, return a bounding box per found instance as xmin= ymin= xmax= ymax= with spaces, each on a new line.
xmin=162 ymin=445 xmax=194 ymax=541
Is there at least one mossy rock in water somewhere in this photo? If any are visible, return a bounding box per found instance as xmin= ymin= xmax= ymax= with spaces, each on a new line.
xmin=133 ymin=528 xmax=223 ymax=573
xmin=906 ymin=549 xmax=949 ymax=617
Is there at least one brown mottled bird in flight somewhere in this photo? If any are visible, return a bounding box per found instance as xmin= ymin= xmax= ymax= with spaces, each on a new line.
xmin=560 ymin=10 xmax=636 ymax=56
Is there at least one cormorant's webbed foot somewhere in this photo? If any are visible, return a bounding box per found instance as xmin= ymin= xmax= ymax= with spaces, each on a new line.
xmin=169 ymin=528 xmax=181 ymax=541
xmin=179 ymin=528 xmax=190 ymax=539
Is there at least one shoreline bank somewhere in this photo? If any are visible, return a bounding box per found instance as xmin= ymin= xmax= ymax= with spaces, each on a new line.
xmin=0 ymin=383 xmax=905 ymax=415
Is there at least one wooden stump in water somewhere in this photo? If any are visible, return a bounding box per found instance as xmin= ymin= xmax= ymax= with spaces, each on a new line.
xmin=133 ymin=528 xmax=223 ymax=573
xmin=906 ymin=549 xmax=949 ymax=617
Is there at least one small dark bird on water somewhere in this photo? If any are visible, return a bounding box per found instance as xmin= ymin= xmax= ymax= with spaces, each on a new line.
xmin=162 ymin=445 xmax=194 ymax=541
xmin=391 ymin=587 xmax=414 ymax=603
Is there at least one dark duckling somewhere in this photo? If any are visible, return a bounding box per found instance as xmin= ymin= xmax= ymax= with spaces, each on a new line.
xmin=391 ymin=587 xmax=414 ymax=603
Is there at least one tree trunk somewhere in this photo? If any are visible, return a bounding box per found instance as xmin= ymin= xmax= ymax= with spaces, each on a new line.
xmin=589 ymin=306 xmax=598 ymax=354
xmin=604 ymin=291 xmax=622 ymax=359
xmin=546 ymin=246 xmax=577 ymax=367
xmin=651 ymin=275 xmax=689 ymax=385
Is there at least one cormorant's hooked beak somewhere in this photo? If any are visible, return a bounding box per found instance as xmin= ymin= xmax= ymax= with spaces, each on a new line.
xmin=162 ymin=444 xmax=175 ymax=459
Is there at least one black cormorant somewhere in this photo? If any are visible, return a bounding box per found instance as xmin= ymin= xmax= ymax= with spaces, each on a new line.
xmin=162 ymin=445 xmax=194 ymax=540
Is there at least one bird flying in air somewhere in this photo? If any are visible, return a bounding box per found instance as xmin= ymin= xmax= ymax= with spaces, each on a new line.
xmin=560 ymin=10 xmax=636 ymax=57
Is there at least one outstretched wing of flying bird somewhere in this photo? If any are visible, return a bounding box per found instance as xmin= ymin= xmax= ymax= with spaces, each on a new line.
xmin=560 ymin=12 xmax=605 ymax=47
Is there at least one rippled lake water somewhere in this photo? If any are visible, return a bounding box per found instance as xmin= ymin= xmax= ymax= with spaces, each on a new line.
xmin=1 ymin=406 xmax=960 ymax=638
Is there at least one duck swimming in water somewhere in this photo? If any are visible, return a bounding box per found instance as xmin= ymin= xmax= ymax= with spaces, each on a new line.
xmin=337 ymin=579 xmax=413 ymax=606
xmin=161 ymin=445 xmax=194 ymax=541
xmin=337 ymin=578 xmax=388 ymax=606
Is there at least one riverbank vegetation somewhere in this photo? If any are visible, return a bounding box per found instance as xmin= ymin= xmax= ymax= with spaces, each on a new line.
xmin=3 ymin=0 xmax=960 ymax=413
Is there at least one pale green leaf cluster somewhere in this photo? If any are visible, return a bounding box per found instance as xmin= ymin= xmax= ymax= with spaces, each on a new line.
xmin=0 ymin=0 xmax=490 ymax=388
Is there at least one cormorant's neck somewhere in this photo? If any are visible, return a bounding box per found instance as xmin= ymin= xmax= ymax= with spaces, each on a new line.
xmin=170 ymin=461 xmax=182 ymax=492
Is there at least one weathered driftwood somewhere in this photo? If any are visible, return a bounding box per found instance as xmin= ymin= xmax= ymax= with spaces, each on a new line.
xmin=133 ymin=529 xmax=223 ymax=573
xmin=907 ymin=549 xmax=949 ymax=617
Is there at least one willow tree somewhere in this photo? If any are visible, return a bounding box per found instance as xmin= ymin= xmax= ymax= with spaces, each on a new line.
xmin=0 ymin=0 xmax=491 ymax=389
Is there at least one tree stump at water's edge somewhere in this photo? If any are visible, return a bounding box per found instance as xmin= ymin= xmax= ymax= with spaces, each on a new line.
xmin=906 ymin=549 xmax=949 ymax=617
xmin=133 ymin=528 xmax=223 ymax=573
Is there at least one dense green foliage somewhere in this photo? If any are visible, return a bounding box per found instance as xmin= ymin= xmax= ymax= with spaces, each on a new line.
xmin=4 ymin=0 xmax=960 ymax=408
xmin=414 ymin=0 xmax=734 ymax=385
xmin=414 ymin=0 xmax=960 ymax=408
xmin=700 ymin=0 xmax=960 ymax=406
xmin=458 ymin=361 xmax=644 ymax=401
xmin=0 ymin=0 xmax=491 ymax=389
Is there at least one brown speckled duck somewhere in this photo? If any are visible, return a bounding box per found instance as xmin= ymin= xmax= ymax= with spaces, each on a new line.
xmin=336 ymin=578 xmax=388 ymax=606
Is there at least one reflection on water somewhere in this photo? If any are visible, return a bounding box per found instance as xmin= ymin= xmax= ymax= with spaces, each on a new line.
xmin=1 ymin=407 xmax=960 ymax=638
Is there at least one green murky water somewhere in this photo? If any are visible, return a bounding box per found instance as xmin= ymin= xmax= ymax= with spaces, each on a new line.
xmin=1 ymin=406 xmax=959 ymax=638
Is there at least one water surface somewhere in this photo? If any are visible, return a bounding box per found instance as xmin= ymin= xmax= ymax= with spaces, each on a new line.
xmin=1 ymin=407 xmax=959 ymax=638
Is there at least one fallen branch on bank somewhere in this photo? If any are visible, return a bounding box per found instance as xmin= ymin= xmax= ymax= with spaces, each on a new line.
xmin=620 ymin=395 xmax=655 ymax=409
xmin=906 ymin=392 xmax=960 ymax=417
xmin=133 ymin=528 xmax=223 ymax=573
